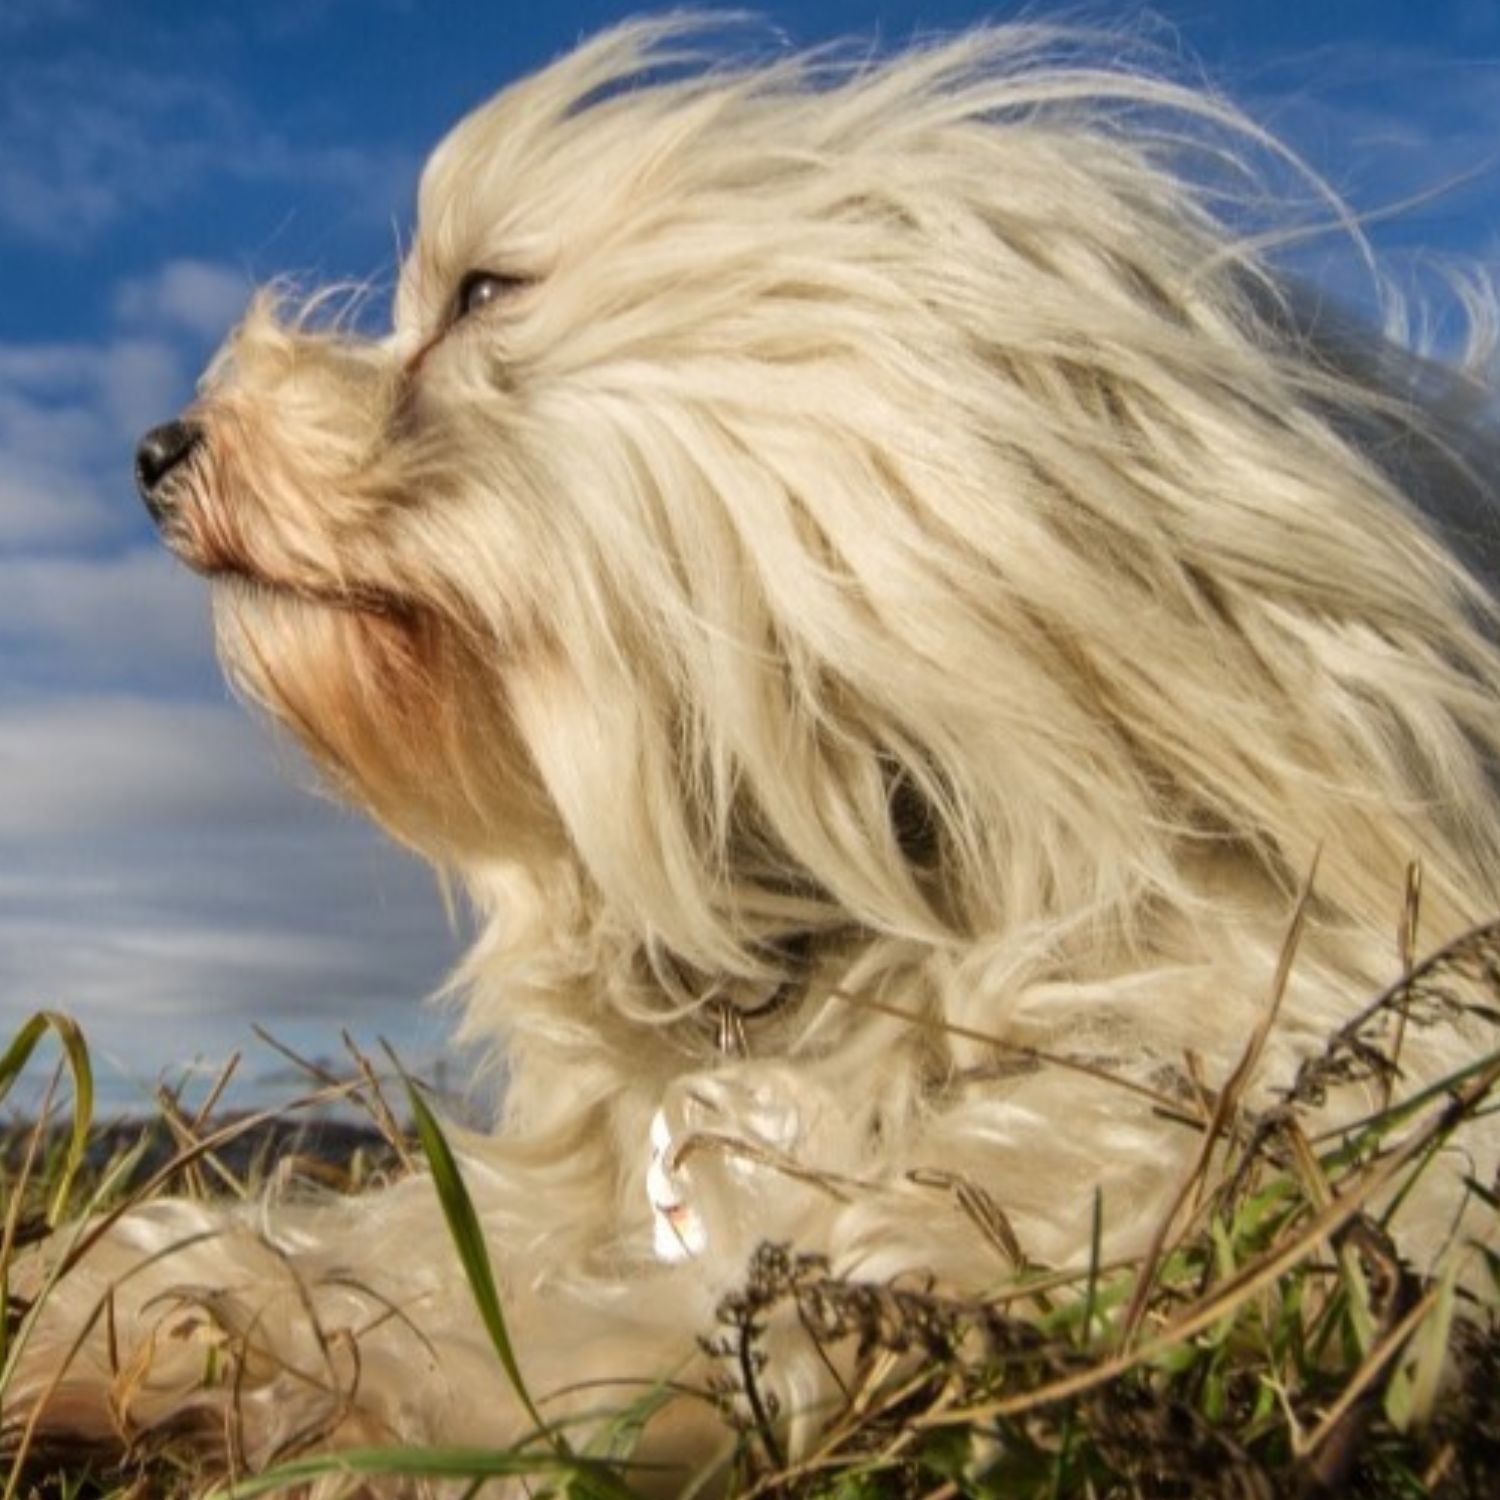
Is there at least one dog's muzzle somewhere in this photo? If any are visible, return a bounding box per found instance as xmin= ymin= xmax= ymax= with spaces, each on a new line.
xmin=135 ymin=419 xmax=203 ymax=524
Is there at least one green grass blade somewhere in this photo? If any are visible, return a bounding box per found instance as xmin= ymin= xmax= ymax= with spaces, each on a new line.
xmin=402 ymin=1080 xmax=654 ymax=1500
xmin=403 ymin=1078 xmax=558 ymax=1447
xmin=401 ymin=1078 xmax=649 ymax=1499
xmin=1389 ymin=1259 xmax=1459 ymax=1434
xmin=0 ymin=1011 xmax=94 ymax=1226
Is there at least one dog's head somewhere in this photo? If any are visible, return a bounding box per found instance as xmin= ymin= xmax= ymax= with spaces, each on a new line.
xmin=134 ymin=20 xmax=1500 ymax=989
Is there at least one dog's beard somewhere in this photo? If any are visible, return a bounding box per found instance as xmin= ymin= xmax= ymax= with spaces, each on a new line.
xmin=216 ymin=585 xmax=436 ymax=803
xmin=213 ymin=579 xmax=557 ymax=861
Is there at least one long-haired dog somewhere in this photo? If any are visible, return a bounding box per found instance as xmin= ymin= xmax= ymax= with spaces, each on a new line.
xmin=13 ymin=16 xmax=1500 ymax=1490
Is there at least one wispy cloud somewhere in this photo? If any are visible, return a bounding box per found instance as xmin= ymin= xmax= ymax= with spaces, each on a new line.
xmin=0 ymin=256 xmax=254 ymax=556
xmin=115 ymin=260 xmax=252 ymax=344
xmin=0 ymin=549 xmax=215 ymax=695
xmin=0 ymin=50 xmax=411 ymax=249
xmin=0 ymin=694 xmax=459 ymax=1082
xmin=1234 ymin=43 xmax=1500 ymax=250
xmin=0 ymin=699 xmax=293 ymax=837
xmin=0 ymin=334 xmax=185 ymax=547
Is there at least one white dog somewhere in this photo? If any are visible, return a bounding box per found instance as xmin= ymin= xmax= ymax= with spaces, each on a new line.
xmin=15 ymin=16 xmax=1500 ymax=1491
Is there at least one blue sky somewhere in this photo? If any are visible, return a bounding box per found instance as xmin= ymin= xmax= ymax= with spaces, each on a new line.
xmin=2 ymin=0 xmax=1498 ymax=1111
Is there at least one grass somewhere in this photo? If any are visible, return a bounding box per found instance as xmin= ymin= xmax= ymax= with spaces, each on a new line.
xmin=3 ymin=899 xmax=1499 ymax=1498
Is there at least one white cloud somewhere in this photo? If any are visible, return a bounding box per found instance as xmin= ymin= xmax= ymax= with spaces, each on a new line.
xmin=0 ymin=337 xmax=187 ymax=438
xmin=0 ymin=51 xmax=411 ymax=247
xmin=0 ymin=696 xmax=462 ymax=1083
xmin=0 ymin=334 xmax=188 ymax=547
xmin=0 ymin=454 xmax=114 ymax=549
xmin=115 ymin=260 xmax=251 ymax=344
xmin=96 ymin=338 xmax=190 ymax=443
xmin=0 ymin=697 xmax=302 ymax=838
xmin=0 ymin=548 xmax=215 ymax=691
xmin=0 ymin=63 xmax=198 ymax=242
xmin=0 ymin=848 xmax=461 ymax=1092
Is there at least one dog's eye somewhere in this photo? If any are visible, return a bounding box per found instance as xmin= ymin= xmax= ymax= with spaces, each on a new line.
xmin=452 ymin=270 xmax=527 ymax=323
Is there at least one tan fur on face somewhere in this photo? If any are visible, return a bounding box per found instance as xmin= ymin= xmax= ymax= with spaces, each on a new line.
xmin=15 ymin=18 xmax=1500 ymax=1487
xmin=216 ymin=590 xmax=557 ymax=855
xmin=173 ymin=294 xmax=409 ymax=598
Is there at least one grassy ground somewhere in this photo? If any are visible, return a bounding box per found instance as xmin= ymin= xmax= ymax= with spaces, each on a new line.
xmin=3 ymin=905 xmax=1499 ymax=1498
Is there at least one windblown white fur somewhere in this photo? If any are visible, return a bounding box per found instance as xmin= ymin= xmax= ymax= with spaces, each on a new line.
xmin=14 ymin=17 xmax=1500 ymax=1491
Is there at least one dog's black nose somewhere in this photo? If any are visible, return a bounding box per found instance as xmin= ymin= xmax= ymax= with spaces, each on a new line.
xmin=135 ymin=419 xmax=203 ymax=521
